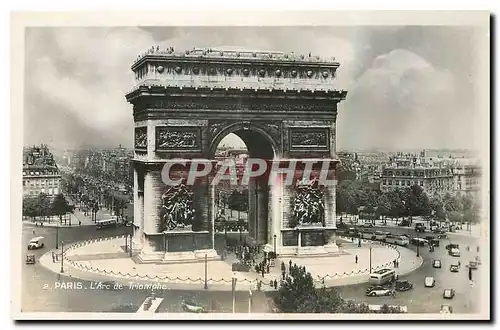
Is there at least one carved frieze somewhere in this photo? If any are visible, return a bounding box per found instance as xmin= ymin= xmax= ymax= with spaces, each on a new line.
xmin=134 ymin=127 xmax=147 ymax=150
xmin=160 ymin=184 xmax=195 ymax=231
xmin=144 ymin=99 xmax=333 ymax=113
xmin=156 ymin=126 xmax=202 ymax=151
xmin=289 ymin=128 xmax=329 ymax=150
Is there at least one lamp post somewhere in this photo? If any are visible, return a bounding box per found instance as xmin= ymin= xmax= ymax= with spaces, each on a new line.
xmin=231 ymin=275 xmax=237 ymax=314
xmin=204 ymin=253 xmax=208 ymax=290
xmin=369 ymin=245 xmax=372 ymax=273
xmin=129 ymin=232 xmax=133 ymax=258
xmin=273 ymin=234 xmax=277 ymax=255
xmin=55 ymin=223 xmax=59 ymax=249
xmin=60 ymin=241 xmax=64 ymax=273
xmin=416 ymin=231 xmax=420 ymax=258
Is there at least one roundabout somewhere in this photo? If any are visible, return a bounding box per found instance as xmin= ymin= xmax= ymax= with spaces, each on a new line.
xmin=38 ymin=234 xmax=421 ymax=291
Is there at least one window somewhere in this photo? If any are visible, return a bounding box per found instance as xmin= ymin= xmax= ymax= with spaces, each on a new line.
xmin=389 ymin=180 xmax=392 ymax=186
xmin=396 ymin=171 xmax=400 ymax=176
xmin=23 ymin=180 xmax=26 ymax=187
xmin=420 ymin=181 xmax=424 ymax=186
xmin=396 ymin=180 xmax=399 ymax=185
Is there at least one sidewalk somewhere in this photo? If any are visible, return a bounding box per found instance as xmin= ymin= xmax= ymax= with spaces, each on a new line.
xmin=39 ymin=236 xmax=421 ymax=292
xmin=23 ymin=207 xmax=117 ymax=228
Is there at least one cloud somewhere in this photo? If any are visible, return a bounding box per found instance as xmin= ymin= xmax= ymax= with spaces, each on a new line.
xmin=23 ymin=26 xmax=481 ymax=152
xmin=337 ymin=48 xmax=478 ymax=151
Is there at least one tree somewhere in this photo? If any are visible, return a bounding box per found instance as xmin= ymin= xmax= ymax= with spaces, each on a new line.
xmin=275 ymin=264 xmax=343 ymax=313
xmin=22 ymin=196 xmax=39 ymax=220
xmin=37 ymin=193 xmax=52 ymax=221
xmin=51 ymin=194 xmax=72 ymax=224
xmin=274 ymin=264 xmax=405 ymax=314
xmin=402 ymin=185 xmax=431 ymax=220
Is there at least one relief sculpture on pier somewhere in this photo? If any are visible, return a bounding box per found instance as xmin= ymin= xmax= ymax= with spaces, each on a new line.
xmin=160 ymin=184 xmax=195 ymax=231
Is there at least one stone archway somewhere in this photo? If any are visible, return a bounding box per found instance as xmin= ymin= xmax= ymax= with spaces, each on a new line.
xmin=126 ymin=47 xmax=347 ymax=263
xmin=209 ymin=122 xmax=278 ymax=248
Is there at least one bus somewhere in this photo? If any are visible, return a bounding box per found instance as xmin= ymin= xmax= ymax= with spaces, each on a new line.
xmin=96 ymin=219 xmax=118 ymax=230
xmin=369 ymin=268 xmax=396 ymax=285
xmin=385 ymin=235 xmax=410 ymax=246
xmin=410 ymin=237 xmax=428 ymax=246
xmin=374 ymin=231 xmax=390 ymax=241
xmin=359 ymin=231 xmax=376 ymax=240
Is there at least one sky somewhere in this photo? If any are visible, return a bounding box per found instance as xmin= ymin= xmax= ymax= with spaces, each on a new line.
xmin=24 ymin=26 xmax=485 ymax=152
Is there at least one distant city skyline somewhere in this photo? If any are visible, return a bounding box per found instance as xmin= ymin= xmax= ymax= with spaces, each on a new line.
xmin=25 ymin=26 xmax=484 ymax=151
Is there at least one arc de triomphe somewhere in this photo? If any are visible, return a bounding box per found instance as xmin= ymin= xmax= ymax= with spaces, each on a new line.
xmin=126 ymin=47 xmax=347 ymax=263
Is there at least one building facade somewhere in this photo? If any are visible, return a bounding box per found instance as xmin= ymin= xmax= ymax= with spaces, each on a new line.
xmin=379 ymin=152 xmax=454 ymax=195
xmin=379 ymin=150 xmax=481 ymax=197
xmin=23 ymin=144 xmax=61 ymax=197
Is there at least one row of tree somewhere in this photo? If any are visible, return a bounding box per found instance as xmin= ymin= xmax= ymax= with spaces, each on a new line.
xmin=23 ymin=193 xmax=74 ymax=223
xmin=336 ymin=179 xmax=481 ymax=224
xmin=274 ymin=264 xmax=403 ymax=313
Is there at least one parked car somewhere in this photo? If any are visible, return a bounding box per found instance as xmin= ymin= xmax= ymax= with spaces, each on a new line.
xmin=27 ymin=236 xmax=45 ymax=250
xmin=446 ymin=243 xmax=459 ymax=251
xmin=449 ymin=264 xmax=459 ymax=273
xmin=182 ymin=301 xmax=206 ymax=313
xmin=432 ymin=260 xmax=442 ymax=268
xmin=365 ymin=286 xmax=394 ymax=297
xmin=443 ymin=289 xmax=455 ymax=299
xmin=425 ymin=277 xmax=436 ymax=287
xmin=398 ymin=219 xmax=410 ymax=227
xmin=440 ymin=305 xmax=453 ymax=314
xmin=468 ymin=261 xmax=478 ymax=270
xmin=25 ymin=254 xmax=35 ymax=265
xmin=395 ymin=280 xmax=413 ymax=292
xmin=449 ymin=248 xmax=461 ymax=257
xmin=437 ymin=234 xmax=448 ymax=239
xmin=415 ymin=223 xmax=426 ymax=232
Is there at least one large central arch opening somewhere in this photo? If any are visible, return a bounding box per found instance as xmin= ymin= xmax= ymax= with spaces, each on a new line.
xmin=211 ymin=126 xmax=276 ymax=252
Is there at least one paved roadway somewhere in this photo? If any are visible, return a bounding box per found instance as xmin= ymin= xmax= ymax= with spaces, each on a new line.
xmin=21 ymin=223 xmax=269 ymax=313
xmin=335 ymin=226 xmax=484 ymax=313
xmin=21 ymin=222 xmax=484 ymax=314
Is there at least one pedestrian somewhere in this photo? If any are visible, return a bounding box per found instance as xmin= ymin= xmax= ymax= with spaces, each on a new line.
xmin=355 ymin=255 xmax=358 ymax=264
xmin=274 ymin=279 xmax=278 ymax=290
xmin=468 ymin=267 xmax=473 ymax=281
xmin=393 ymin=259 xmax=396 ymax=267
xmin=51 ymin=251 xmax=55 ymax=263
xmin=79 ymin=220 xmax=82 ymax=226
xmin=289 ymin=259 xmax=292 ymax=268
xmin=282 ymin=271 xmax=286 ymax=280
xmin=32 ymin=229 xmax=35 ymax=235
xmin=266 ymin=264 xmax=270 ymax=274
xmin=261 ymin=267 xmax=265 ymax=278
xmin=477 ymin=246 xmax=480 ymax=253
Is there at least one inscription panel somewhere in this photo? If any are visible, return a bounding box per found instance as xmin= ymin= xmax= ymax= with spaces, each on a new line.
xmin=134 ymin=127 xmax=148 ymax=151
xmin=289 ymin=127 xmax=330 ymax=151
xmin=155 ymin=126 xmax=202 ymax=152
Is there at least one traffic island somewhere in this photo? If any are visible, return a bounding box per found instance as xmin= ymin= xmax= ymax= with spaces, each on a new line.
xmin=37 ymin=236 xmax=421 ymax=291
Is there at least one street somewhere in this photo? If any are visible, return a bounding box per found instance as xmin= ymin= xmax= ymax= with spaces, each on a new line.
xmin=21 ymin=222 xmax=270 ymax=313
xmin=335 ymin=225 xmax=483 ymax=313
xmin=21 ymin=221 xmax=483 ymax=313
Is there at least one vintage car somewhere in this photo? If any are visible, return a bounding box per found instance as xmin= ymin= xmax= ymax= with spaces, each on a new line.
xmin=440 ymin=305 xmax=453 ymax=314
xmin=432 ymin=260 xmax=442 ymax=268
xmin=365 ymin=286 xmax=394 ymax=297
xmin=395 ymin=280 xmax=413 ymax=292
xmin=450 ymin=264 xmax=460 ymax=273
xmin=27 ymin=236 xmax=45 ymax=250
xmin=425 ymin=277 xmax=436 ymax=287
xmin=25 ymin=254 xmax=35 ymax=265
xmin=443 ymin=288 xmax=456 ymax=299
xmin=468 ymin=261 xmax=478 ymax=270
xmin=181 ymin=301 xmax=206 ymax=313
